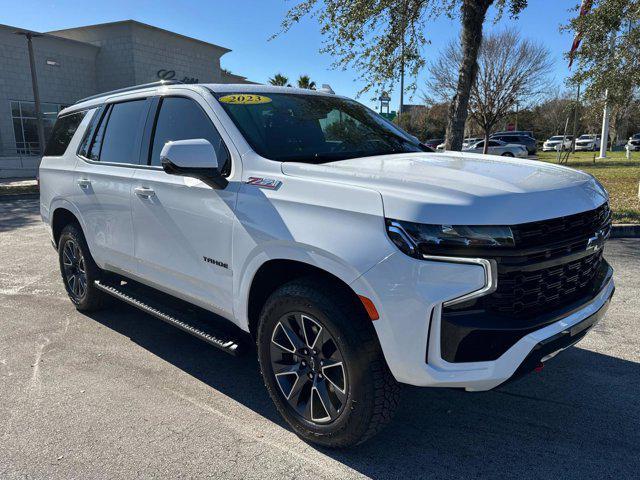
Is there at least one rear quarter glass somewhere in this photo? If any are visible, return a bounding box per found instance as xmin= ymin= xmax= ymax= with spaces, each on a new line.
xmin=44 ymin=111 xmax=87 ymax=156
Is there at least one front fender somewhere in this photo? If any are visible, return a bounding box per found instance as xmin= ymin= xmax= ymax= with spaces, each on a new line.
xmin=233 ymin=242 xmax=380 ymax=332
xmin=231 ymin=171 xmax=394 ymax=331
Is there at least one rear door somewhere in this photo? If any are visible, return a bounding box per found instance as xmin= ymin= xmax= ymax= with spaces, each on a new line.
xmin=131 ymin=93 xmax=238 ymax=317
xmin=487 ymin=140 xmax=503 ymax=153
xmin=73 ymin=97 xmax=151 ymax=274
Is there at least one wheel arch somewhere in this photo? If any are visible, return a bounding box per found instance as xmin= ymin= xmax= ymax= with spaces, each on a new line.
xmin=51 ymin=206 xmax=81 ymax=248
xmin=244 ymin=258 xmax=371 ymax=339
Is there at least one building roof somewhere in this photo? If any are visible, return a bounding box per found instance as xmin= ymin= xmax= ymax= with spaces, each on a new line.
xmin=47 ymin=19 xmax=231 ymax=53
xmin=0 ymin=23 xmax=99 ymax=50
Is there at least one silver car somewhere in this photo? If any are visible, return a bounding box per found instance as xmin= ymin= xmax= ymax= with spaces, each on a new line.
xmin=463 ymin=139 xmax=529 ymax=157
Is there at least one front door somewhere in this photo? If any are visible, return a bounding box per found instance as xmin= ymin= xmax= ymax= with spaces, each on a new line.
xmin=131 ymin=94 xmax=238 ymax=318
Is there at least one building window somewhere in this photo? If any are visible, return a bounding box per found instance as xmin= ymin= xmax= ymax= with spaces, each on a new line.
xmin=10 ymin=101 xmax=68 ymax=155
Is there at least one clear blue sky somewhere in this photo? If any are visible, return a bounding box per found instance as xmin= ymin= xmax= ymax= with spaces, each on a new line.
xmin=1 ymin=0 xmax=578 ymax=110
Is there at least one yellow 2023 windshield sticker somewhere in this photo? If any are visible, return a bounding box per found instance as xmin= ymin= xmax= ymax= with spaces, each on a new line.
xmin=218 ymin=94 xmax=272 ymax=105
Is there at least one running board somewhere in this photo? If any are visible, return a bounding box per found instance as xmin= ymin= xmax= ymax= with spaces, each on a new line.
xmin=94 ymin=280 xmax=243 ymax=356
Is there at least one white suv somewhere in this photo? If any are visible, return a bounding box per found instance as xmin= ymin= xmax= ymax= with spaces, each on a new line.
xmin=543 ymin=135 xmax=573 ymax=152
xmin=575 ymin=134 xmax=602 ymax=151
xmin=40 ymin=82 xmax=614 ymax=447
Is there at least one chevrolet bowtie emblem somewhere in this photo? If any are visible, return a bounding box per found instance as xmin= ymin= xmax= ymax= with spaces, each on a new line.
xmin=586 ymin=229 xmax=606 ymax=252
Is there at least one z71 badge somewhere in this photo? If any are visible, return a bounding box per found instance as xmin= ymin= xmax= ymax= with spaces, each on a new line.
xmin=245 ymin=177 xmax=282 ymax=190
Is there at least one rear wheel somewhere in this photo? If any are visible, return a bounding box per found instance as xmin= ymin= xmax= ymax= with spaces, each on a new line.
xmin=58 ymin=223 xmax=107 ymax=311
xmin=257 ymin=278 xmax=400 ymax=447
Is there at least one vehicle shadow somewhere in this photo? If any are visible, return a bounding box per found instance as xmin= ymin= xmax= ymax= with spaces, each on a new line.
xmin=86 ymin=302 xmax=640 ymax=480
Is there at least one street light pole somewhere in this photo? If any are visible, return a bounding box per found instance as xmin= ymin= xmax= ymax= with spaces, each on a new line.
xmin=15 ymin=31 xmax=46 ymax=155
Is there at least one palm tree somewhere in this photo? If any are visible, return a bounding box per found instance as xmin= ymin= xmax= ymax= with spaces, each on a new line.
xmin=268 ymin=73 xmax=290 ymax=86
xmin=297 ymin=75 xmax=316 ymax=90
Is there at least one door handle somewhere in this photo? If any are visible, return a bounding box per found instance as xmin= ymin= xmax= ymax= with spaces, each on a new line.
xmin=77 ymin=178 xmax=91 ymax=189
xmin=134 ymin=186 xmax=156 ymax=198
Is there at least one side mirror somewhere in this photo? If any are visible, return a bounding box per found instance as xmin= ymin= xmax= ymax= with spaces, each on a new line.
xmin=160 ymin=139 xmax=228 ymax=189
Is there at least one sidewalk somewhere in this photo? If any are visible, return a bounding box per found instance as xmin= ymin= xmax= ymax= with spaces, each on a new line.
xmin=0 ymin=178 xmax=39 ymax=196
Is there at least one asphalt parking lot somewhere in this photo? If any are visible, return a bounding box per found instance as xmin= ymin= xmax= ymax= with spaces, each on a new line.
xmin=1 ymin=195 xmax=639 ymax=479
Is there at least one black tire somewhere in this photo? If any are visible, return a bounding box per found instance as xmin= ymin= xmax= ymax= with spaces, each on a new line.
xmin=501 ymin=152 xmax=514 ymax=157
xmin=58 ymin=223 xmax=107 ymax=312
xmin=257 ymin=278 xmax=400 ymax=448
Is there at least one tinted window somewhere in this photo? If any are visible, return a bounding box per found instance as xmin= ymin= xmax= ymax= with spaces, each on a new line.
xmin=44 ymin=111 xmax=87 ymax=156
xmin=98 ymin=100 xmax=148 ymax=164
xmin=150 ymin=97 xmax=230 ymax=171
xmin=87 ymin=107 xmax=109 ymax=161
xmin=77 ymin=108 xmax=101 ymax=157
xmin=214 ymin=92 xmax=424 ymax=164
xmin=488 ymin=141 xmax=501 ymax=147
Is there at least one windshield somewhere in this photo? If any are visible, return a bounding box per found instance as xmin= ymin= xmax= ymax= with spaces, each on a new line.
xmin=579 ymin=135 xmax=595 ymax=139
xmin=549 ymin=136 xmax=564 ymax=140
xmin=212 ymin=91 xmax=424 ymax=163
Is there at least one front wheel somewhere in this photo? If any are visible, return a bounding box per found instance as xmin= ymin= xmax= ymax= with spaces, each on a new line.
xmin=257 ymin=279 xmax=400 ymax=447
xmin=501 ymin=152 xmax=514 ymax=157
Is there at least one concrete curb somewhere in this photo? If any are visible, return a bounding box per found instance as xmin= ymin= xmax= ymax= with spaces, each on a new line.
xmin=611 ymin=224 xmax=640 ymax=239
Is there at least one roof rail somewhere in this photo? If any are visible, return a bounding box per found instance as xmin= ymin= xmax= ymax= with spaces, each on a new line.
xmin=75 ymin=80 xmax=183 ymax=104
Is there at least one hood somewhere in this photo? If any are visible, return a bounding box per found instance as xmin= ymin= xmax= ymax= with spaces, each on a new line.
xmin=281 ymin=152 xmax=608 ymax=225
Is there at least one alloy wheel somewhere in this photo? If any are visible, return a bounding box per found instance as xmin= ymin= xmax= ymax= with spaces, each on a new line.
xmin=62 ymin=239 xmax=87 ymax=300
xmin=270 ymin=312 xmax=347 ymax=424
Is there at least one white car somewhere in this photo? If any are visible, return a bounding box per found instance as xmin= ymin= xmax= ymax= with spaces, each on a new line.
xmin=463 ymin=139 xmax=528 ymax=157
xmin=575 ymin=134 xmax=601 ymax=151
xmin=462 ymin=137 xmax=483 ymax=149
xmin=437 ymin=137 xmax=482 ymax=151
xmin=39 ymin=82 xmax=614 ymax=447
xmin=543 ymin=135 xmax=573 ymax=152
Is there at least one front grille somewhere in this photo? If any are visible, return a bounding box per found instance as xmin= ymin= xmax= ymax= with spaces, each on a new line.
xmin=445 ymin=203 xmax=611 ymax=319
xmin=511 ymin=202 xmax=611 ymax=249
xmin=483 ymin=250 xmax=604 ymax=317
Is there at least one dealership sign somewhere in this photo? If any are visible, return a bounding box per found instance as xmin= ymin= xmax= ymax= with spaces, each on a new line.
xmin=157 ymin=69 xmax=198 ymax=84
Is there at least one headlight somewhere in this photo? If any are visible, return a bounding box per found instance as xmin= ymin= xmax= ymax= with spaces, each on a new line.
xmin=386 ymin=219 xmax=514 ymax=257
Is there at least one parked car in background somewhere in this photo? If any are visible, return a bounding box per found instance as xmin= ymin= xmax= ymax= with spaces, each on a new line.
xmin=436 ymin=137 xmax=483 ymax=152
xmin=492 ymin=130 xmax=534 ymax=138
xmin=423 ymin=138 xmax=444 ymax=150
xmin=575 ymin=134 xmax=601 ymax=151
xmin=463 ymin=139 xmax=528 ymax=157
xmin=626 ymin=133 xmax=640 ymax=151
xmin=543 ymin=135 xmax=573 ymax=152
xmin=490 ymin=133 xmax=537 ymax=155
xmin=462 ymin=137 xmax=483 ymax=149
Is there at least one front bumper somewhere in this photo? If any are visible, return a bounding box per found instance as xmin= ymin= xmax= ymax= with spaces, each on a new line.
xmin=575 ymin=144 xmax=595 ymax=151
xmin=543 ymin=144 xmax=562 ymax=151
xmin=352 ymin=251 xmax=614 ymax=391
